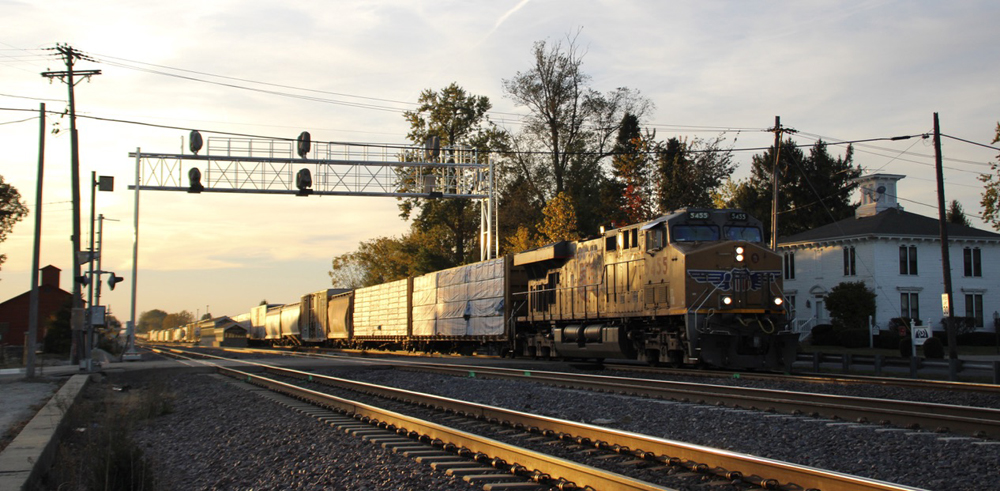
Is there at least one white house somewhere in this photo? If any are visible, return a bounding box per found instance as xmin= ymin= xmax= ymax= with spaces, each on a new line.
xmin=777 ymin=174 xmax=1000 ymax=335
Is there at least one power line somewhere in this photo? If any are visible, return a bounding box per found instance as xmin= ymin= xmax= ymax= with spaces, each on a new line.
xmin=942 ymin=134 xmax=1000 ymax=152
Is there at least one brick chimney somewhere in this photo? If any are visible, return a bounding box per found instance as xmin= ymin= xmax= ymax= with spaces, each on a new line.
xmin=40 ymin=265 xmax=61 ymax=288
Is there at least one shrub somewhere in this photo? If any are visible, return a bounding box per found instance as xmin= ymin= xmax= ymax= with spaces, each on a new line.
xmin=957 ymin=332 xmax=998 ymax=346
xmin=810 ymin=324 xmax=836 ymax=345
xmin=876 ymin=329 xmax=902 ymax=349
xmin=837 ymin=329 xmax=870 ymax=349
xmin=899 ymin=338 xmax=912 ymax=358
xmin=922 ymin=337 xmax=945 ymax=359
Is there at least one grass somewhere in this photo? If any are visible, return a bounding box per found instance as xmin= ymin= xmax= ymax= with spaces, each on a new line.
xmin=42 ymin=372 xmax=176 ymax=491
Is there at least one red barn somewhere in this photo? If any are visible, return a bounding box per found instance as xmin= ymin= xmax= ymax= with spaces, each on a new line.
xmin=0 ymin=265 xmax=72 ymax=348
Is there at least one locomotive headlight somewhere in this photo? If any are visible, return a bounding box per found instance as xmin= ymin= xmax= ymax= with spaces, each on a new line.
xmin=722 ymin=296 xmax=733 ymax=306
xmin=735 ymin=246 xmax=745 ymax=262
xmin=735 ymin=246 xmax=745 ymax=254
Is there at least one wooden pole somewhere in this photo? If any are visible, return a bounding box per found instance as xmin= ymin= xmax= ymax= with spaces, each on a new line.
xmin=26 ymin=103 xmax=45 ymax=378
xmin=933 ymin=112 xmax=958 ymax=360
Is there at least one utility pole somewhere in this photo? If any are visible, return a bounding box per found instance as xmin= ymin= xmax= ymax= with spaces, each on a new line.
xmin=26 ymin=103 xmax=45 ymax=379
xmin=41 ymin=44 xmax=101 ymax=367
xmin=933 ymin=112 xmax=958 ymax=360
xmin=769 ymin=116 xmax=783 ymax=249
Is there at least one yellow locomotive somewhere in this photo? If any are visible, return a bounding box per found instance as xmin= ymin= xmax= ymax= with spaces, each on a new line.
xmin=513 ymin=208 xmax=798 ymax=370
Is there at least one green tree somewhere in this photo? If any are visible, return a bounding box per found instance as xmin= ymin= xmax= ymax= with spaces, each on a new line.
xmin=656 ymin=136 xmax=736 ymax=213
xmin=825 ymin=281 xmax=877 ymax=331
xmin=947 ymin=199 xmax=972 ymax=227
xmin=43 ymin=298 xmax=72 ymax=354
xmin=0 ymin=174 xmax=29 ymax=275
xmin=162 ymin=310 xmax=195 ymax=330
xmin=729 ymin=139 xmax=860 ymax=240
xmin=399 ymin=83 xmax=501 ymax=266
xmin=979 ymin=123 xmax=1000 ymax=230
xmin=136 ymin=309 xmax=167 ymax=334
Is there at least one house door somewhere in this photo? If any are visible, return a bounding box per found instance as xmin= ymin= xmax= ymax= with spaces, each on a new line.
xmin=814 ymin=298 xmax=828 ymax=324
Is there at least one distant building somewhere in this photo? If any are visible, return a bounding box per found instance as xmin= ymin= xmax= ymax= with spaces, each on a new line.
xmin=777 ymin=174 xmax=1000 ymax=335
xmin=0 ymin=265 xmax=73 ymax=348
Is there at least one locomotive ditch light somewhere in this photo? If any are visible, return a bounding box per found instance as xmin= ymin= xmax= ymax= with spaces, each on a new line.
xmin=722 ymin=296 xmax=733 ymax=306
xmin=774 ymin=297 xmax=784 ymax=306
xmin=188 ymin=167 xmax=204 ymax=193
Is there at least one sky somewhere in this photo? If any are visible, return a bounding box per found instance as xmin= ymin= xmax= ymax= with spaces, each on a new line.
xmin=1 ymin=0 xmax=998 ymax=323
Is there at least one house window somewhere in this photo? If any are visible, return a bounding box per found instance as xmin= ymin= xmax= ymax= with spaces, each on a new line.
xmin=783 ymin=252 xmax=795 ymax=280
xmin=786 ymin=294 xmax=796 ymax=316
xmin=843 ymin=246 xmax=856 ymax=276
xmin=900 ymin=292 xmax=919 ymax=320
xmin=965 ymin=293 xmax=984 ymax=328
xmin=899 ymin=245 xmax=918 ymax=275
xmin=964 ymin=248 xmax=982 ymax=277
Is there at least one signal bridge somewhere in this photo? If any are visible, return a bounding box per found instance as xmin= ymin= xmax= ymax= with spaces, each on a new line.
xmin=128 ymin=134 xmax=498 ymax=260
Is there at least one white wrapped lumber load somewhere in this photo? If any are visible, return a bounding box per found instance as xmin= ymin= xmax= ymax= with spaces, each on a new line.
xmin=411 ymin=257 xmax=506 ymax=337
xmin=354 ymin=278 xmax=410 ymax=337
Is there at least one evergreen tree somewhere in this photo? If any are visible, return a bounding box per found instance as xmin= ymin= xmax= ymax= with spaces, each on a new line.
xmin=656 ymin=136 xmax=736 ymax=213
xmin=729 ymin=139 xmax=860 ymax=239
xmin=947 ymin=199 xmax=972 ymax=227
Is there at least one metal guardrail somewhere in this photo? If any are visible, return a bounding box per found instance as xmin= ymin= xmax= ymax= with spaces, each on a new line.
xmin=795 ymin=352 xmax=1000 ymax=383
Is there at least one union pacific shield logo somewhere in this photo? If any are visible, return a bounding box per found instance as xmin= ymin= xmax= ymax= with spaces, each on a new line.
xmin=688 ymin=268 xmax=780 ymax=292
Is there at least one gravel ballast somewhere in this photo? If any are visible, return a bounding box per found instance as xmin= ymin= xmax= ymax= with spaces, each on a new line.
xmin=115 ymin=361 xmax=1000 ymax=491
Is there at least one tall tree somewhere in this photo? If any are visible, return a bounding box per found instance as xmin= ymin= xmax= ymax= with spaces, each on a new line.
xmin=400 ymin=83 xmax=500 ymax=266
xmin=979 ymin=123 xmax=1000 ymax=230
xmin=137 ymin=309 xmax=168 ymax=334
xmin=729 ymin=139 xmax=860 ymax=239
xmin=162 ymin=310 xmax=195 ymax=330
xmin=947 ymin=199 xmax=972 ymax=227
xmin=501 ymin=33 xmax=652 ymax=205
xmin=656 ymin=136 xmax=736 ymax=213
xmin=0 ymin=174 xmax=28 ymax=275
xmin=610 ymin=114 xmax=654 ymax=224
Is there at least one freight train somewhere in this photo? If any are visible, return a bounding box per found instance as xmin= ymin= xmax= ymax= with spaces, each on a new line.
xmin=148 ymin=209 xmax=799 ymax=370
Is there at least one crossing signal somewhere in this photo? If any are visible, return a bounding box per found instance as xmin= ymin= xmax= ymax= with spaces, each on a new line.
xmin=108 ymin=274 xmax=124 ymax=291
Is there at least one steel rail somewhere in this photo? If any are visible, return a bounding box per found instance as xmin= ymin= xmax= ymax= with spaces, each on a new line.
xmin=156 ymin=346 xmax=926 ymax=490
xmin=254 ymin=362 xmax=926 ymax=491
xmin=216 ymin=366 xmax=673 ymax=491
xmin=401 ymin=363 xmax=1000 ymax=439
xmin=601 ymin=362 xmax=1000 ymax=395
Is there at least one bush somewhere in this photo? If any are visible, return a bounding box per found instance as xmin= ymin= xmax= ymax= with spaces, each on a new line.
xmin=810 ymin=324 xmax=836 ymax=345
xmin=876 ymin=329 xmax=902 ymax=349
xmin=837 ymin=329 xmax=870 ymax=349
xmin=922 ymin=337 xmax=945 ymax=359
xmin=957 ymin=332 xmax=998 ymax=346
xmin=899 ymin=338 xmax=912 ymax=358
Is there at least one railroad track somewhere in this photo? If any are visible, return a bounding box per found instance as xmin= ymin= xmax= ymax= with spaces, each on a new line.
xmin=152 ymin=347 xmax=926 ymax=491
xmin=396 ymin=362 xmax=1000 ymax=440
xmin=600 ymin=362 xmax=1000 ymax=396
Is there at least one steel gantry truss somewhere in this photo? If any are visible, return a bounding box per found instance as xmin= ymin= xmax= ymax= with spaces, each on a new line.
xmin=128 ymin=136 xmax=498 ymax=260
